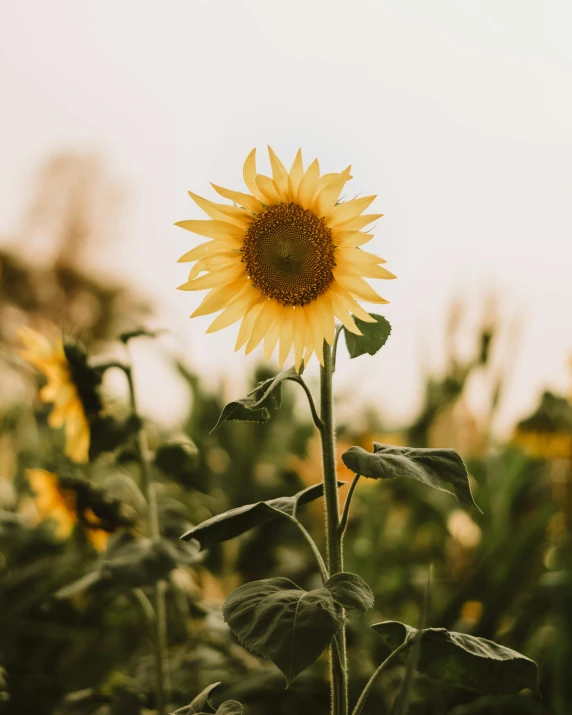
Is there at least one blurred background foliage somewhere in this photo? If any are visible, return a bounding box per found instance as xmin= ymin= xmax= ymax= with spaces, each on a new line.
xmin=1 ymin=154 xmax=571 ymax=715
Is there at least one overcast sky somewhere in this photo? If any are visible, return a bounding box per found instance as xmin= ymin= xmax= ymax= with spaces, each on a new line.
xmin=1 ymin=0 xmax=571 ymax=434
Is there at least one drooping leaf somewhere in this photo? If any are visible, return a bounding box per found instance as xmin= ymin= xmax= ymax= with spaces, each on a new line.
xmin=223 ymin=577 xmax=342 ymax=685
xmin=372 ymin=621 xmax=538 ymax=695
xmin=324 ymin=572 xmax=374 ymax=614
xmin=211 ymin=366 xmax=299 ymax=431
xmin=215 ymin=702 xmax=244 ymax=715
xmin=170 ymin=682 xmax=221 ymax=714
xmin=344 ymin=314 xmax=391 ymax=358
xmin=341 ymin=443 xmax=481 ymax=511
xmin=180 ymin=481 xmax=345 ymax=548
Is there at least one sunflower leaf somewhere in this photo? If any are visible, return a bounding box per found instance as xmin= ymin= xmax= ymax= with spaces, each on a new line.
xmin=180 ymin=481 xmax=345 ymax=548
xmin=169 ymin=682 xmax=221 ymax=714
xmin=324 ymin=572 xmax=374 ymax=614
xmin=211 ymin=366 xmax=299 ymax=431
xmin=223 ymin=577 xmax=342 ymax=685
xmin=372 ymin=621 xmax=538 ymax=695
xmin=344 ymin=314 xmax=391 ymax=358
xmin=341 ymin=443 xmax=481 ymax=511
xmin=215 ymin=702 xmax=244 ymax=715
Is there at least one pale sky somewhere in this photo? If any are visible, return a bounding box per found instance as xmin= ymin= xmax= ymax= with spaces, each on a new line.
xmin=1 ymin=0 xmax=571 ymax=434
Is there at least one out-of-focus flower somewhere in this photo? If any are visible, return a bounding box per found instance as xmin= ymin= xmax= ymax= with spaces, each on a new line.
xmin=19 ymin=326 xmax=102 ymax=462
xmin=512 ymin=391 xmax=572 ymax=460
xmin=24 ymin=469 xmax=118 ymax=551
xmin=25 ymin=468 xmax=77 ymax=539
xmin=176 ymin=147 xmax=395 ymax=369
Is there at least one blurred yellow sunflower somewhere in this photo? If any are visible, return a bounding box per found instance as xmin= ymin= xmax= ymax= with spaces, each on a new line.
xmin=19 ymin=327 xmax=101 ymax=463
xmin=25 ymin=468 xmax=77 ymax=539
xmin=176 ymin=147 xmax=395 ymax=369
xmin=24 ymin=469 xmax=110 ymax=550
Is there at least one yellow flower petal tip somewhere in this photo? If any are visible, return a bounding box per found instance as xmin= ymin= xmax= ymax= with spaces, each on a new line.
xmin=176 ymin=148 xmax=394 ymax=365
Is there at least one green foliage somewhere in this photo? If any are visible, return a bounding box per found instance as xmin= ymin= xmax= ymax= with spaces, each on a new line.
xmin=170 ymin=682 xmax=243 ymax=715
xmin=323 ymin=572 xmax=374 ymax=614
xmin=180 ymin=482 xmax=343 ymax=549
xmin=372 ymin=621 xmax=538 ymax=696
xmin=342 ymin=443 xmax=480 ymax=511
xmin=155 ymin=435 xmax=200 ymax=480
xmin=212 ymin=366 xmax=301 ymax=430
xmin=223 ymin=577 xmax=343 ymax=685
xmin=344 ymin=313 xmax=391 ymax=358
xmin=56 ymin=533 xmax=199 ymax=599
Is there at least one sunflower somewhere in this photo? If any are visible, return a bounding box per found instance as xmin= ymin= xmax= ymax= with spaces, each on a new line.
xmin=25 ymin=468 xmax=77 ymax=539
xmin=24 ymin=469 xmax=112 ymax=550
xmin=19 ymin=327 xmax=102 ymax=462
xmin=176 ymin=147 xmax=395 ymax=369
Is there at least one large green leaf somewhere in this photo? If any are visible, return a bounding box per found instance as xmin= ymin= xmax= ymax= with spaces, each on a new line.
xmin=341 ymin=443 xmax=480 ymax=511
xmin=324 ymin=572 xmax=374 ymax=614
xmin=223 ymin=577 xmax=342 ymax=685
xmin=212 ymin=366 xmax=299 ymax=431
xmin=344 ymin=313 xmax=391 ymax=358
xmin=180 ymin=481 xmax=344 ymax=549
xmin=372 ymin=621 xmax=538 ymax=695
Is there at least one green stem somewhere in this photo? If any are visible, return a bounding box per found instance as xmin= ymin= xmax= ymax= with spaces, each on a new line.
xmin=290 ymin=376 xmax=324 ymax=432
xmin=283 ymin=513 xmax=329 ymax=583
xmin=123 ymin=362 xmax=169 ymax=715
xmin=338 ymin=474 xmax=361 ymax=546
xmin=332 ymin=325 xmax=343 ymax=373
xmin=320 ymin=341 xmax=348 ymax=715
xmin=352 ymin=640 xmax=414 ymax=715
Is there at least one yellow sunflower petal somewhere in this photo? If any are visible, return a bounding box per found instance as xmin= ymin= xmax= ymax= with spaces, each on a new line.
xmin=293 ymin=308 xmax=306 ymax=372
xmin=245 ymin=300 xmax=275 ymax=354
xmin=287 ymin=149 xmax=304 ymax=200
xmin=333 ymin=230 xmax=374 ymax=248
xmin=175 ymin=219 xmax=245 ymax=241
xmin=188 ymin=192 xmax=252 ymax=228
xmin=178 ymin=240 xmax=238 ymax=264
xmin=326 ymin=195 xmax=377 ymax=227
xmin=305 ymin=301 xmax=324 ymax=365
xmin=191 ymin=279 xmax=251 ymax=318
xmin=334 ymin=272 xmax=389 ymax=303
xmin=243 ymin=148 xmax=266 ymax=203
xmin=297 ymin=159 xmax=320 ymax=209
xmin=206 ymin=289 xmax=260 ymax=333
xmin=264 ymin=314 xmax=281 ymax=360
xmin=312 ymin=167 xmax=352 ymax=217
xmin=315 ymin=294 xmax=336 ymax=345
xmin=335 ymin=245 xmax=386 ymax=264
xmin=302 ymin=305 xmax=314 ymax=363
xmin=211 ymin=183 xmax=263 ymax=213
xmin=329 ymin=282 xmax=377 ymax=323
xmin=278 ymin=307 xmax=295 ymax=367
xmin=268 ymin=146 xmax=289 ymax=198
xmin=340 ymin=213 xmax=384 ymax=231
xmin=178 ymin=263 xmax=245 ymax=291
xmin=335 ymin=250 xmax=396 ymax=279
xmin=256 ymin=174 xmax=282 ymax=205
xmin=235 ymin=301 xmax=265 ymax=351
xmin=329 ymin=291 xmax=363 ymax=335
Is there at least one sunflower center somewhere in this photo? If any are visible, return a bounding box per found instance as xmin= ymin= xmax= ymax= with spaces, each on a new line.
xmin=242 ymin=202 xmax=335 ymax=306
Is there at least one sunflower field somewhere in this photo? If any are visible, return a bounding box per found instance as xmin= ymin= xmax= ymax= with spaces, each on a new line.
xmin=1 ymin=148 xmax=571 ymax=715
